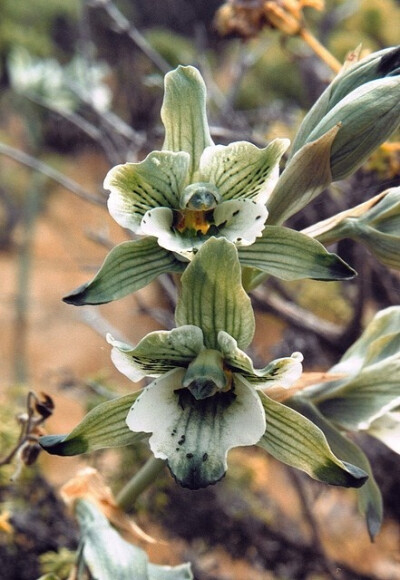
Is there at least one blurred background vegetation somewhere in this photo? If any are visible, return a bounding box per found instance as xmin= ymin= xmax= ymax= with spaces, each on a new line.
xmin=0 ymin=1 xmax=399 ymax=579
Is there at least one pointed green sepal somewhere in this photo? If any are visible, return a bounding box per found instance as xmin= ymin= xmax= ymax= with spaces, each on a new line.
xmin=238 ymin=225 xmax=356 ymax=281
xmin=63 ymin=239 xmax=185 ymax=305
xmin=39 ymin=392 xmax=145 ymax=455
xmin=175 ymin=237 xmax=255 ymax=349
xmin=288 ymin=397 xmax=383 ymax=540
xmin=161 ymin=65 xmax=213 ymax=179
xmin=257 ymin=392 xmax=368 ymax=488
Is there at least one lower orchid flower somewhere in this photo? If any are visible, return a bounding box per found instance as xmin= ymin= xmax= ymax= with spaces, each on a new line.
xmin=104 ymin=237 xmax=364 ymax=490
xmin=40 ymin=238 xmax=368 ymax=491
xmin=106 ymin=236 xmax=302 ymax=488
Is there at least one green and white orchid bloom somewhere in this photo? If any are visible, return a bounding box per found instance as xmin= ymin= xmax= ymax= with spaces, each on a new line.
xmin=63 ymin=65 xmax=355 ymax=306
xmin=107 ymin=238 xmax=302 ymax=488
xmin=105 ymin=65 xmax=288 ymax=260
xmin=106 ymin=238 xmax=366 ymax=490
xmin=41 ymin=238 xmax=368 ymax=491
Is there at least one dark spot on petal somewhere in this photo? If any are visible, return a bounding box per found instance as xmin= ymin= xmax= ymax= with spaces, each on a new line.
xmin=178 ymin=435 xmax=186 ymax=445
xmin=186 ymin=453 xmax=193 ymax=459
xmin=237 ymin=237 xmax=242 ymax=242
xmin=232 ymin=210 xmax=240 ymax=216
xmin=202 ymin=453 xmax=208 ymax=462
xmin=256 ymin=215 xmax=262 ymax=220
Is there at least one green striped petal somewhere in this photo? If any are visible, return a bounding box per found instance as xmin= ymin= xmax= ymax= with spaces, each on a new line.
xmin=63 ymin=239 xmax=185 ymax=306
xmin=217 ymin=331 xmax=303 ymax=388
xmin=39 ymin=392 xmax=144 ymax=455
xmin=238 ymin=225 xmax=356 ymax=281
xmin=107 ymin=325 xmax=205 ymax=381
xmin=288 ymin=397 xmax=383 ymax=540
xmin=257 ymin=392 xmax=368 ymax=488
xmin=105 ymin=151 xmax=190 ymax=232
xmin=175 ymin=237 xmax=255 ymax=350
xmin=126 ymin=370 xmax=266 ymax=489
xmin=199 ymin=139 xmax=289 ymax=203
xmin=161 ymin=65 xmax=213 ymax=180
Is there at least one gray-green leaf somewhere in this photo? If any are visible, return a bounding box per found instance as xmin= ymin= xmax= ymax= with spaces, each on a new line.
xmin=288 ymin=397 xmax=383 ymax=540
xmin=63 ymin=239 xmax=185 ymax=306
xmin=257 ymin=393 xmax=368 ymax=488
xmin=39 ymin=392 xmax=145 ymax=455
xmin=238 ymin=225 xmax=356 ymax=281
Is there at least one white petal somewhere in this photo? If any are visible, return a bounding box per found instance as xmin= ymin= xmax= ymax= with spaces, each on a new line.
xmin=126 ymin=369 xmax=266 ymax=488
xmin=213 ymin=199 xmax=268 ymax=246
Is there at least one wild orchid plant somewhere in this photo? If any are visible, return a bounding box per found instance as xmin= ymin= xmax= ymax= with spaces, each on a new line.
xmin=40 ymin=46 xmax=400 ymax=576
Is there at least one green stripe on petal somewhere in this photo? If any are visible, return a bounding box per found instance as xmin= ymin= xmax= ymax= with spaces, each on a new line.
xmin=218 ymin=331 xmax=303 ymax=388
xmin=39 ymin=392 xmax=144 ymax=455
xmin=238 ymin=225 xmax=356 ymax=281
xmin=175 ymin=237 xmax=255 ymax=350
xmin=199 ymin=139 xmax=289 ymax=203
xmin=288 ymin=397 xmax=383 ymax=540
xmin=105 ymin=151 xmax=190 ymax=231
xmin=257 ymin=392 xmax=368 ymax=488
xmin=161 ymin=65 xmax=214 ymax=179
xmin=63 ymin=239 xmax=185 ymax=306
xmin=108 ymin=325 xmax=204 ymax=381
xmin=126 ymin=370 xmax=266 ymax=489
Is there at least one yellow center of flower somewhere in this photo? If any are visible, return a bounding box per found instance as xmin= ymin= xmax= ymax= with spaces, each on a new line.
xmin=174 ymin=209 xmax=213 ymax=235
xmin=175 ymin=182 xmax=222 ymax=236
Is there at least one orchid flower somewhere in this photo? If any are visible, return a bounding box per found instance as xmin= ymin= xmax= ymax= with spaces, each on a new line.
xmin=64 ymin=65 xmax=354 ymax=306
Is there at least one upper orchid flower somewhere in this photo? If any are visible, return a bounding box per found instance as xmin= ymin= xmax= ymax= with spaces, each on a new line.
xmin=105 ymin=65 xmax=288 ymax=260
xmin=63 ymin=65 xmax=355 ymax=306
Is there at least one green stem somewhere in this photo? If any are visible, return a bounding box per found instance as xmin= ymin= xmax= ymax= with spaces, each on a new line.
xmin=116 ymin=456 xmax=165 ymax=510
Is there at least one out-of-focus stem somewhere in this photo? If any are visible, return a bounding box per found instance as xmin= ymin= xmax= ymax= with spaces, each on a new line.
xmin=116 ymin=456 xmax=165 ymax=510
xmin=300 ymin=28 xmax=341 ymax=73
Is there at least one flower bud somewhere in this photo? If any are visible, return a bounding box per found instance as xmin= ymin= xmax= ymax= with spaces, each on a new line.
xmin=292 ymin=46 xmax=400 ymax=154
xmin=306 ymin=76 xmax=400 ymax=181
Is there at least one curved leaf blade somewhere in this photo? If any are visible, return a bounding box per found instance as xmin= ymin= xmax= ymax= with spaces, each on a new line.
xmin=63 ymin=239 xmax=185 ymax=305
xmin=288 ymin=397 xmax=383 ymax=540
xmin=238 ymin=226 xmax=356 ymax=281
xmin=40 ymin=392 xmax=145 ymax=455
xmin=258 ymin=393 xmax=368 ymax=488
